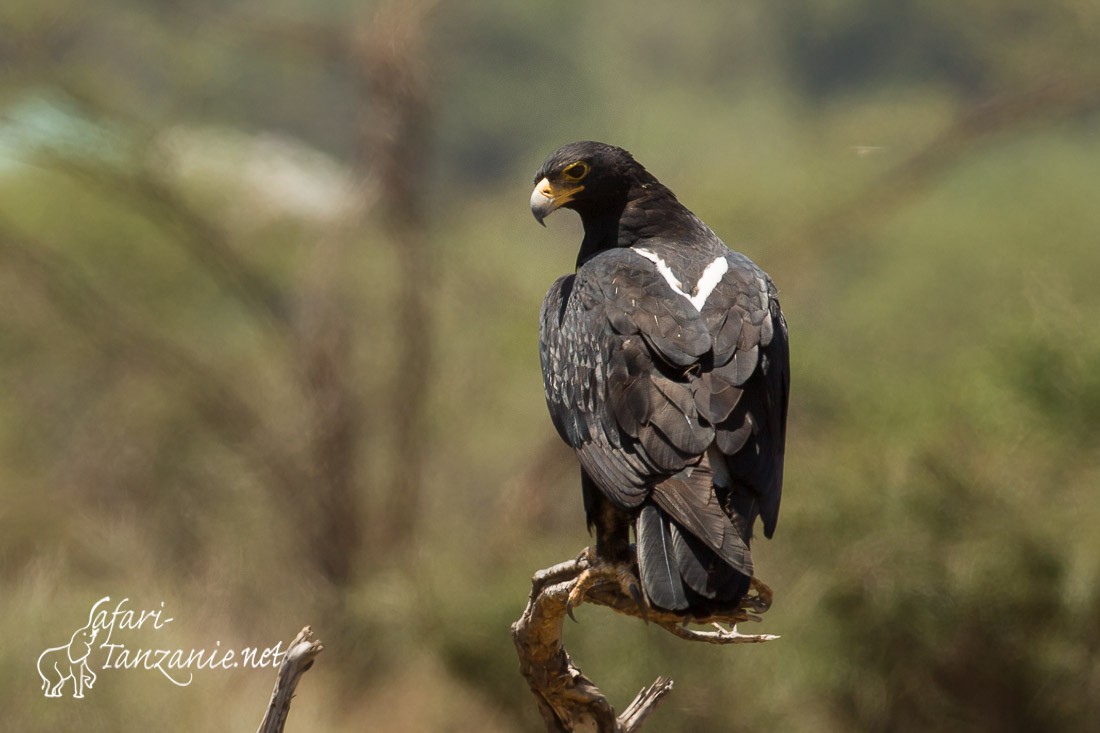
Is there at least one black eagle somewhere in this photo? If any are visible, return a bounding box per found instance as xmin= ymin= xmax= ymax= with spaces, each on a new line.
xmin=531 ymin=141 xmax=789 ymax=614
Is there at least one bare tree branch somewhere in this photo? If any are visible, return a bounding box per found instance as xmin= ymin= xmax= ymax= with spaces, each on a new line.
xmin=257 ymin=626 xmax=324 ymax=733
xmin=512 ymin=551 xmax=777 ymax=732
xmin=617 ymin=677 xmax=675 ymax=733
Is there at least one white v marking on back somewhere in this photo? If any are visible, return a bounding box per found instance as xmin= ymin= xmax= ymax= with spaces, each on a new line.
xmin=634 ymin=249 xmax=729 ymax=311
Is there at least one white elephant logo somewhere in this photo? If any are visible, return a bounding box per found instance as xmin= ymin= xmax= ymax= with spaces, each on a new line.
xmin=37 ymin=619 xmax=99 ymax=698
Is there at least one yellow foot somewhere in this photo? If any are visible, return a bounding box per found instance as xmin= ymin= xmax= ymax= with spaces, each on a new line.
xmin=743 ymin=577 xmax=773 ymax=615
xmin=565 ymin=550 xmax=647 ymax=622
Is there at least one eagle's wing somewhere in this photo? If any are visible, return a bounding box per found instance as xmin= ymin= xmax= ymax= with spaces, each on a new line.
xmin=540 ymin=248 xmax=712 ymax=504
xmin=697 ymin=250 xmax=789 ymax=539
xmin=540 ymin=246 xmax=788 ymax=603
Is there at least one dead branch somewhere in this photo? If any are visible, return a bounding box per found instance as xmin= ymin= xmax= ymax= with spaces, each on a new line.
xmin=257 ymin=626 xmax=324 ymax=733
xmin=511 ymin=550 xmax=778 ymax=732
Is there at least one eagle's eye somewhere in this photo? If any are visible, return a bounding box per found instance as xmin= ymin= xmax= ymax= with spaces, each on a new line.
xmin=562 ymin=162 xmax=589 ymax=182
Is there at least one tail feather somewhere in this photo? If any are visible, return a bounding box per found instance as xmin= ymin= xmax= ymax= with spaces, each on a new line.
xmin=635 ymin=449 xmax=759 ymax=612
xmin=712 ymin=563 xmax=751 ymax=602
xmin=636 ymin=504 xmax=688 ymax=611
xmin=669 ymin=522 xmax=712 ymax=597
xmin=651 ymin=475 xmax=753 ymax=576
xmin=669 ymin=522 xmax=752 ymax=605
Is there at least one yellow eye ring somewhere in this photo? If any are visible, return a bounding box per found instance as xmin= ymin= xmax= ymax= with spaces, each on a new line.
xmin=562 ymin=162 xmax=589 ymax=181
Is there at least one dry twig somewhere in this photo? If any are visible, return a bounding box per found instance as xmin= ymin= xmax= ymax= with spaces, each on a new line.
xmin=256 ymin=626 xmax=324 ymax=733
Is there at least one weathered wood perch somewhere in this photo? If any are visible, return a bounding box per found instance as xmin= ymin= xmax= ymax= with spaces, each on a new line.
xmin=511 ymin=549 xmax=777 ymax=732
xmin=256 ymin=626 xmax=324 ymax=733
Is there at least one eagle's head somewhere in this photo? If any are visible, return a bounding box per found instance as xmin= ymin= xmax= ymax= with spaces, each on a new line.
xmin=530 ymin=141 xmax=652 ymax=225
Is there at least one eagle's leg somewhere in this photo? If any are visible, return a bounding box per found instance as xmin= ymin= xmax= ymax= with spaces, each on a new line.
xmin=567 ymin=475 xmax=646 ymax=619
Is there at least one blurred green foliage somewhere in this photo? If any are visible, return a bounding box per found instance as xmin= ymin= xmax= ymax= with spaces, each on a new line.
xmin=2 ymin=1 xmax=1099 ymax=730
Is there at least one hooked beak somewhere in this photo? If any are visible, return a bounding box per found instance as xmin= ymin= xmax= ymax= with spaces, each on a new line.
xmin=530 ymin=177 xmax=583 ymax=226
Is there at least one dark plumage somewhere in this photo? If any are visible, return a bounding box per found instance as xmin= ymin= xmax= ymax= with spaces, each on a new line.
xmin=531 ymin=141 xmax=789 ymax=613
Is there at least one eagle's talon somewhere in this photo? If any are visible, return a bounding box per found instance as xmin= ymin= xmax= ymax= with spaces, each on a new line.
xmin=566 ymin=567 xmax=595 ymax=618
xmin=565 ymin=557 xmax=648 ymax=621
xmin=616 ymin=565 xmax=649 ymax=623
